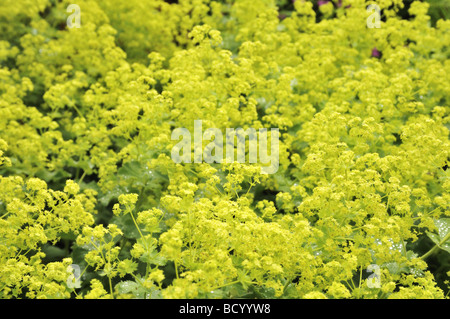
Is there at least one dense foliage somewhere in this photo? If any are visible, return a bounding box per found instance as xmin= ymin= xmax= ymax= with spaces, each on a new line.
xmin=0 ymin=0 xmax=449 ymax=299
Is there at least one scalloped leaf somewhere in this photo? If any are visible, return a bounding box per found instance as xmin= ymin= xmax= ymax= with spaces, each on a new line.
xmin=426 ymin=218 xmax=450 ymax=254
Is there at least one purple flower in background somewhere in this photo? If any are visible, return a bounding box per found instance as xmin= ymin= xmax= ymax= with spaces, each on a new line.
xmin=371 ymin=48 xmax=381 ymax=58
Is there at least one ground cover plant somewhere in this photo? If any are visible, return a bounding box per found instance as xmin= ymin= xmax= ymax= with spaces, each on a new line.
xmin=0 ymin=0 xmax=449 ymax=299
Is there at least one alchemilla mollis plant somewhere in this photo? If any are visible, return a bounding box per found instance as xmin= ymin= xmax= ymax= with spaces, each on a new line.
xmin=0 ymin=0 xmax=449 ymax=299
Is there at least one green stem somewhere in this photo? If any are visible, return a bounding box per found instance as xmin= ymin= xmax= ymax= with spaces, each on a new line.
xmin=72 ymin=104 xmax=84 ymax=119
xmin=0 ymin=212 xmax=11 ymax=219
xmin=77 ymin=170 xmax=87 ymax=185
xmin=79 ymin=265 xmax=88 ymax=279
xmin=420 ymin=232 xmax=450 ymax=260
xmin=412 ymin=206 xmax=440 ymax=220
xmin=358 ymin=265 xmax=363 ymax=299
xmin=174 ymin=260 xmax=179 ymax=279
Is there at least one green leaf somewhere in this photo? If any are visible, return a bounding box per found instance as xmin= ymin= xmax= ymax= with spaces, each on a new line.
xmin=203 ymin=289 xmax=226 ymax=299
xmin=116 ymin=280 xmax=139 ymax=294
xmin=250 ymin=285 xmax=276 ymax=299
xmin=140 ymin=250 xmax=167 ymax=266
xmin=98 ymin=185 xmax=124 ymax=206
xmin=115 ymin=280 xmax=162 ymax=299
xmin=97 ymin=161 xmax=167 ymax=206
xmin=117 ymin=259 xmax=138 ymax=276
xmin=41 ymin=244 xmax=67 ymax=262
xmin=222 ymin=282 xmax=254 ymax=298
xmin=71 ymin=245 xmax=89 ymax=266
xmin=117 ymin=160 xmax=154 ymax=189
xmin=435 ymin=240 xmax=450 ymax=254
xmin=282 ymin=283 xmax=299 ymax=298
xmin=406 ymin=250 xmax=419 ymax=260
xmin=135 ymin=236 xmax=167 ymax=266
xmin=426 ymin=218 xmax=450 ymax=254
xmin=383 ymin=258 xmax=423 ymax=277
xmin=145 ymin=287 xmax=163 ymax=299
xmin=426 ymin=232 xmax=441 ymax=246
xmin=35 ymin=169 xmax=71 ymax=182
xmin=384 ymin=262 xmax=401 ymax=274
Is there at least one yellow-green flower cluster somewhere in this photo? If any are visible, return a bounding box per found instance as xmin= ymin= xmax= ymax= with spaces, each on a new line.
xmin=0 ymin=177 xmax=95 ymax=298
